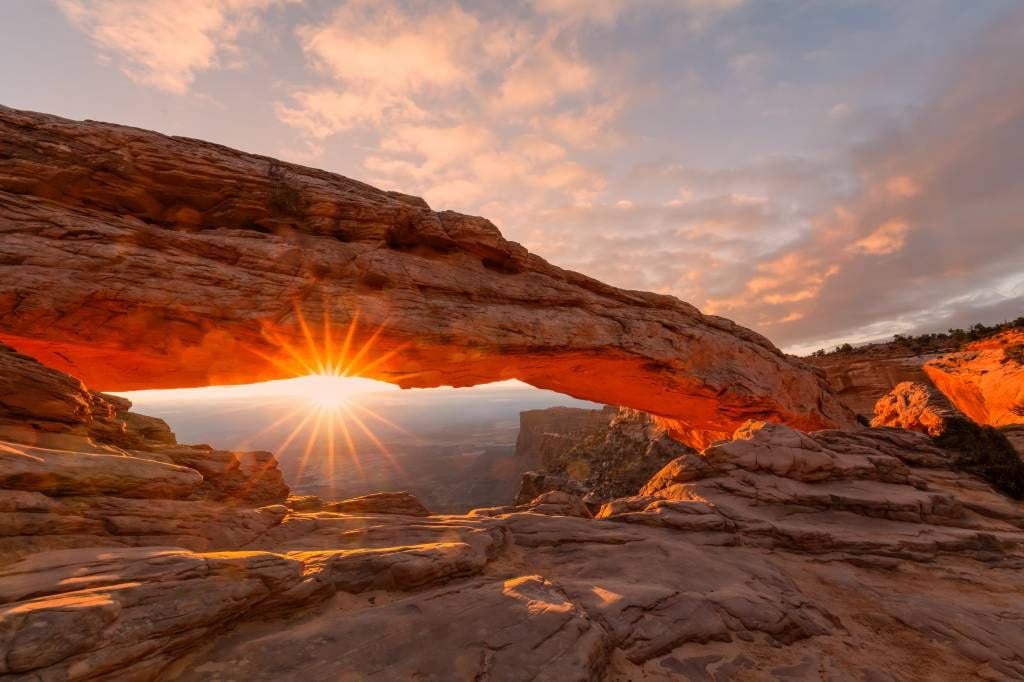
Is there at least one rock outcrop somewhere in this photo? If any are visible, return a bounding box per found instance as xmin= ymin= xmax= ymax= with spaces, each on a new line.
xmin=807 ymin=347 xmax=943 ymax=419
xmin=3 ymin=352 xmax=1024 ymax=679
xmin=872 ymin=381 xmax=1024 ymax=500
xmin=925 ymin=330 xmax=1024 ymax=427
xmin=3 ymin=107 xmax=1024 ymax=680
xmin=0 ymin=340 xmax=290 ymax=566
xmin=322 ymin=491 xmax=431 ymax=517
xmin=515 ymin=405 xmax=616 ymax=470
xmin=871 ymin=381 xmax=967 ymax=437
xmin=517 ymin=406 xmax=697 ymax=503
xmin=0 ymin=106 xmax=856 ymax=445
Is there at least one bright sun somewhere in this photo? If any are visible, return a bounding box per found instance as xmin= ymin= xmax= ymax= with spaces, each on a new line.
xmin=296 ymin=373 xmax=383 ymax=411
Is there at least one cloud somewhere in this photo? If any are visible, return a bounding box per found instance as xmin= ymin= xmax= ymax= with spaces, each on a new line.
xmin=848 ymin=220 xmax=911 ymax=256
xmin=274 ymin=88 xmax=423 ymax=139
xmin=493 ymin=42 xmax=595 ymax=111
xmin=56 ymin=0 xmax=292 ymax=93
xmin=297 ymin=1 xmax=480 ymax=93
xmin=502 ymin=7 xmax=1024 ymax=353
xmin=691 ymin=8 xmax=1024 ymax=350
xmin=273 ymin=0 xmax=634 ymax=218
xmin=267 ymin=1 xmax=1020 ymax=354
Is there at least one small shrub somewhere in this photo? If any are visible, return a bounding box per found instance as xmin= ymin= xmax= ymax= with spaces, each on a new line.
xmin=934 ymin=419 xmax=1024 ymax=500
xmin=1004 ymin=343 xmax=1024 ymax=365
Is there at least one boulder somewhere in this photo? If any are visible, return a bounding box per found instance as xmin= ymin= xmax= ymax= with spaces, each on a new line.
xmin=0 ymin=441 xmax=202 ymax=499
xmin=871 ymin=380 xmax=966 ymax=436
xmin=322 ymin=491 xmax=431 ymax=517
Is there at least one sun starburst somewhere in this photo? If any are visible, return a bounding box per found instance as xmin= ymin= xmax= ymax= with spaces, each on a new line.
xmin=235 ymin=299 xmax=417 ymax=498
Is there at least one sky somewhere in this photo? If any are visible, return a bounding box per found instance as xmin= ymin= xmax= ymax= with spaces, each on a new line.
xmin=1 ymin=0 xmax=1022 ymax=355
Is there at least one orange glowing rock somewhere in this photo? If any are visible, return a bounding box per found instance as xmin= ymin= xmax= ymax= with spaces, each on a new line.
xmin=924 ymin=330 xmax=1024 ymax=427
xmin=0 ymin=106 xmax=857 ymax=446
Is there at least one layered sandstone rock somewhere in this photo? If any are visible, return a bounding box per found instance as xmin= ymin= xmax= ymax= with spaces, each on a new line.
xmin=180 ymin=421 xmax=1024 ymax=680
xmin=515 ymin=406 xmax=696 ymax=504
xmin=322 ymin=491 xmax=431 ymax=517
xmin=0 ymin=106 xmax=856 ymax=444
xmin=2 ymin=355 xmax=1024 ymax=679
xmin=1 ymin=342 xmax=289 ymax=506
xmin=3 ymin=107 xmax=1024 ymax=679
xmin=925 ymin=330 xmax=1024 ymax=426
xmin=515 ymin=405 xmax=616 ymax=470
xmin=872 ymin=381 xmax=1024 ymax=500
xmin=871 ymin=381 xmax=967 ymax=437
xmin=807 ymin=329 xmax=1024 ymax=427
xmin=806 ymin=347 xmax=943 ymax=419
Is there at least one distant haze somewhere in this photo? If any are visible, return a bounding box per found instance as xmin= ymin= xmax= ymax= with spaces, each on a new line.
xmin=116 ymin=378 xmax=599 ymax=511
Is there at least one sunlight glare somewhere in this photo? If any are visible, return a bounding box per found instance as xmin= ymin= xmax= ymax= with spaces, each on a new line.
xmin=300 ymin=373 xmax=379 ymax=411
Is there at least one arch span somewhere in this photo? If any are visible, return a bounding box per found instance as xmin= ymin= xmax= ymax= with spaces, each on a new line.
xmin=0 ymin=106 xmax=857 ymax=445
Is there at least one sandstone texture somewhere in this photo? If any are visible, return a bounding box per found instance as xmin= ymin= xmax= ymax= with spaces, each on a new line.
xmin=807 ymin=347 xmax=943 ymax=419
xmin=872 ymin=381 xmax=1024 ymax=500
xmin=807 ymin=328 xmax=1024 ymax=428
xmin=925 ymin=330 xmax=1024 ymax=427
xmin=871 ymin=381 xmax=968 ymax=437
xmin=515 ymin=405 xmax=617 ymax=470
xmin=0 ymin=106 xmax=855 ymax=444
xmin=2 ymin=351 xmax=1024 ymax=680
xmin=321 ymin=490 xmax=431 ymax=517
xmin=3 ymin=107 xmax=1024 ymax=680
xmin=516 ymin=405 xmax=697 ymax=504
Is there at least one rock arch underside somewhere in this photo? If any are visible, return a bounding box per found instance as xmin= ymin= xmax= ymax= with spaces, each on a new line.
xmin=0 ymin=106 xmax=856 ymax=446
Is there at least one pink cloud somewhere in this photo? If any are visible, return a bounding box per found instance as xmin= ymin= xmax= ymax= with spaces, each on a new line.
xmin=57 ymin=0 xmax=293 ymax=93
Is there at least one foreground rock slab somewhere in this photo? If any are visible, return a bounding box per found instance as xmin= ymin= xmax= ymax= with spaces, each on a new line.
xmin=3 ymin=416 xmax=1024 ymax=680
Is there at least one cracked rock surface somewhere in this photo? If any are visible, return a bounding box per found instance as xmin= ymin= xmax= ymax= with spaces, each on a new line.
xmin=2 ymin=350 xmax=1023 ymax=680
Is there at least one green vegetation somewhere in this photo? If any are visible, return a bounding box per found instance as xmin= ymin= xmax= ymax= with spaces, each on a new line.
xmin=810 ymin=316 xmax=1024 ymax=357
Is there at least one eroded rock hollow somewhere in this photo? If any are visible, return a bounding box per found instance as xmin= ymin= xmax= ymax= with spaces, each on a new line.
xmin=0 ymin=106 xmax=856 ymax=443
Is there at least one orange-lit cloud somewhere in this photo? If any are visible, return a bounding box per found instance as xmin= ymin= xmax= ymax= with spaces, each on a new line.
xmin=848 ymin=220 xmax=911 ymax=256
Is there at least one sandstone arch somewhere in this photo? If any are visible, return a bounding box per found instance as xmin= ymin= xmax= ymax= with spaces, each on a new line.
xmin=0 ymin=106 xmax=856 ymax=444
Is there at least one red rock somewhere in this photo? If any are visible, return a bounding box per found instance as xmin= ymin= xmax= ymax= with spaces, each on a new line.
xmin=518 ymin=406 xmax=696 ymax=502
xmin=806 ymin=344 xmax=949 ymax=419
xmin=871 ymin=381 xmax=966 ymax=437
xmin=0 ymin=106 xmax=856 ymax=446
xmin=322 ymin=491 xmax=431 ymax=517
xmin=924 ymin=330 xmax=1024 ymax=426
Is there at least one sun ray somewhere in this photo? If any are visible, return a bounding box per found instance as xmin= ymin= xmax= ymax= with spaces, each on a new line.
xmin=349 ymin=402 xmax=416 ymax=440
xmin=354 ymin=341 xmax=412 ymax=378
xmin=343 ymin=319 xmax=388 ymax=377
xmin=274 ymin=410 xmax=317 ymax=459
xmin=325 ymin=409 xmax=337 ymax=501
xmin=335 ymin=310 xmax=359 ymax=375
xmin=231 ymin=299 xmax=418 ymax=500
xmin=292 ymin=300 xmax=326 ymax=375
xmin=234 ymin=403 xmax=307 ymax=451
xmin=246 ymin=335 xmax=319 ymax=378
xmin=322 ymin=296 xmax=335 ymax=376
xmin=344 ymin=404 xmax=404 ymax=474
xmin=293 ymin=410 xmax=325 ymax=484
xmin=335 ymin=409 xmax=363 ymax=475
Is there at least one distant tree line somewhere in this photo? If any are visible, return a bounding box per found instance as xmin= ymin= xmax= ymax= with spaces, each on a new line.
xmin=809 ymin=316 xmax=1024 ymax=358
